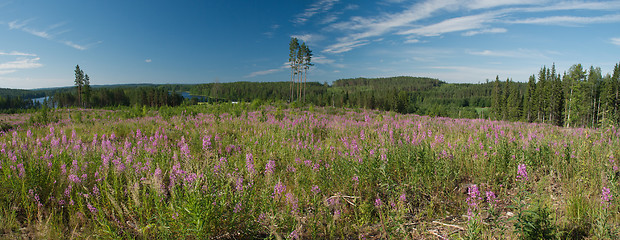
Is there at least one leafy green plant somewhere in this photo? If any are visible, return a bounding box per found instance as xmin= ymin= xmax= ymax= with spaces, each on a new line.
xmin=514 ymin=199 xmax=557 ymax=240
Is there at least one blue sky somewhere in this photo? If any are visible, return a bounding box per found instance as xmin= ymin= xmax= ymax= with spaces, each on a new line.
xmin=1 ymin=0 xmax=620 ymax=89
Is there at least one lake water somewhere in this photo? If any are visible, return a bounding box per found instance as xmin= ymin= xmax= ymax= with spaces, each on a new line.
xmin=179 ymin=92 xmax=206 ymax=102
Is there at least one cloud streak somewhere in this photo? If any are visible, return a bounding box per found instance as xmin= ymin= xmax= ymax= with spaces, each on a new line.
xmin=295 ymin=0 xmax=340 ymax=24
xmin=0 ymin=51 xmax=37 ymax=57
xmin=467 ymin=49 xmax=551 ymax=59
xmin=0 ymin=51 xmax=43 ymax=75
xmin=306 ymin=0 xmax=620 ymax=54
xmin=508 ymin=14 xmax=620 ymax=25
xmin=5 ymin=19 xmax=99 ymax=50
xmin=244 ymin=62 xmax=290 ymax=78
xmin=612 ymin=38 xmax=620 ymax=46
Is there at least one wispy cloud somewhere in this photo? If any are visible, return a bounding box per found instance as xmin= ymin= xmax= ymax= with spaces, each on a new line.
xmin=612 ymin=38 xmax=620 ymax=46
xmin=398 ymin=12 xmax=500 ymax=37
xmin=467 ymin=49 xmax=551 ymax=59
xmin=62 ymin=41 xmax=87 ymax=50
xmin=462 ymin=27 xmax=506 ymax=36
xmin=263 ymin=24 xmax=280 ymax=38
xmin=244 ymin=62 xmax=290 ymax=78
xmin=5 ymin=19 xmax=99 ymax=50
xmin=323 ymin=39 xmax=370 ymax=54
xmin=309 ymin=0 xmax=620 ymax=54
xmin=244 ymin=68 xmax=282 ymax=78
xmin=295 ymin=0 xmax=340 ymax=24
xmin=0 ymin=49 xmax=42 ymax=75
xmin=508 ymin=14 xmax=620 ymax=25
xmin=465 ymin=0 xmax=541 ymax=10
xmin=291 ymin=34 xmax=324 ymax=44
xmin=312 ymin=56 xmax=334 ymax=64
xmin=0 ymin=57 xmax=43 ymax=73
xmin=0 ymin=70 xmax=17 ymax=75
xmin=0 ymin=51 xmax=37 ymax=57
xmin=145 ymin=59 xmax=152 ymax=63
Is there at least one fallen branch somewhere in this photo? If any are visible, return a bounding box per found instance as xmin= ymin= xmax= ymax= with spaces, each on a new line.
xmin=427 ymin=230 xmax=447 ymax=240
xmin=432 ymin=221 xmax=465 ymax=231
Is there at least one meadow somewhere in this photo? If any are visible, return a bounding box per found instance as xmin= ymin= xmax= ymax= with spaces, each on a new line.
xmin=0 ymin=103 xmax=619 ymax=239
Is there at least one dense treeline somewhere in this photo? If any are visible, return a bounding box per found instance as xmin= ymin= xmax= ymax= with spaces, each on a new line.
xmin=0 ymin=95 xmax=37 ymax=111
xmin=3 ymin=65 xmax=619 ymax=128
xmin=185 ymin=77 xmax=496 ymax=118
xmin=52 ymin=87 xmax=184 ymax=108
xmin=492 ymin=63 xmax=620 ymax=128
xmin=189 ymin=81 xmax=329 ymax=103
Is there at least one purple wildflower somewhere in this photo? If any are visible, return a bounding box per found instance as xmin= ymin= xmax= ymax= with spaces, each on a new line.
xmin=87 ymin=203 xmax=97 ymax=214
xmin=311 ymin=185 xmax=321 ymax=195
xmin=375 ymin=198 xmax=383 ymax=208
xmin=466 ymin=184 xmax=482 ymax=218
xmin=68 ymin=174 xmax=81 ymax=183
xmin=517 ymin=164 xmax=528 ymax=181
xmin=272 ymin=181 xmax=286 ymax=198
xmin=486 ymin=191 xmax=497 ymax=208
xmin=233 ymin=202 xmax=242 ymax=213
xmin=602 ymin=187 xmax=613 ymax=207
xmin=399 ymin=193 xmax=407 ymax=203
xmin=246 ymin=153 xmax=256 ymax=175
xmin=265 ymin=160 xmax=276 ymax=175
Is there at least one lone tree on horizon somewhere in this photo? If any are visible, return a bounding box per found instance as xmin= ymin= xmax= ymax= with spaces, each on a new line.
xmin=289 ymin=37 xmax=312 ymax=103
xmin=74 ymin=65 xmax=91 ymax=107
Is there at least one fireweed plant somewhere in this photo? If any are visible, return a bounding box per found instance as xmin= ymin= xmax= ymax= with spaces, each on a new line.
xmin=0 ymin=104 xmax=618 ymax=238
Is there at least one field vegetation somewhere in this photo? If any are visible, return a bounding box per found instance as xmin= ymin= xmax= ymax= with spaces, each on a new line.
xmin=1 ymin=103 xmax=619 ymax=239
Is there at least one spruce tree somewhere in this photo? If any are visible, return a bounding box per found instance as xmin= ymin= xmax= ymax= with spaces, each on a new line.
xmin=524 ymin=75 xmax=536 ymax=122
xmin=491 ymin=76 xmax=502 ymax=120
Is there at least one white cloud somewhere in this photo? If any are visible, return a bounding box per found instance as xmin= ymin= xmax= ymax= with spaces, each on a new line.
xmin=323 ymin=39 xmax=370 ymax=54
xmin=244 ymin=62 xmax=290 ymax=78
xmin=465 ymin=0 xmax=541 ymax=10
xmin=5 ymin=19 xmax=99 ymax=50
xmin=62 ymin=41 xmax=87 ymax=50
xmin=0 ymin=51 xmax=37 ymax=57
xmin=612 ymin=38 xmax=620 ymax=46
xmin=509 ymin=14 xmax=620 ymax=25
xmin=244 ymin=68 xmax=283 ymax=78
xmin=263 ymin=24 xmax=280 ymax=38
xmin=312 ymin=56 xmax=335 ymax=64
xmin=467 ymin=49 xmax=551 ymax=59
xmin=313 ymin=0 xmax=620 ymax=54
xmin=291 ymin=34 xmax=324 ymax=44
xmin=295 ymin=0 xmax=340 ymax=24
xmin=0 ymin=57 xmax=42 ymax=70
xmin=7 ymin=20 xmax=29 ymax=30
xmin=0 ymin=70 xmax=17 ymax=75
xmin=145 ymin=59 xmax=152 ymax=63
xmin=462 ymin=27 xmax=507 ymax=36
xmin=399 ymin=12 xmax=500 ymax=37
xmin=22 ymin=27 xmax=52 ymax=39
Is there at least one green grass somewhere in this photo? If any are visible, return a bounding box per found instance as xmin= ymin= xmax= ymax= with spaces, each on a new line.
xmin=0 ymin=103 xmax=618 ymax=239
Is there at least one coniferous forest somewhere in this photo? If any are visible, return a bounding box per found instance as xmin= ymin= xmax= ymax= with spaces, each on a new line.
xmin=1 ymin=62 xmax=619 ymax=128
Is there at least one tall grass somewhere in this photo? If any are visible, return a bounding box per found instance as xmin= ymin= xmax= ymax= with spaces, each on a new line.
xmin=0 ymin=104 xmax=618 ymax=238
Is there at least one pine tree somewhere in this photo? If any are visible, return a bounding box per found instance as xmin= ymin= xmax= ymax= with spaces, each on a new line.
xmin=302 ymin=43 xmax=312 ymax=102
xmin=491 ymin=76 xmax=502 ymax=120
xmin=524 ymin=75 xmax=536 ymax=122
xmin=289 ymin=38 xmax=299 ymax=102
xmin=537 ymin=66 xmax=548 ymax=123
xmin=587 ymin=66 xmax=602 ymax=127
xmin=551 ymin=71 xmax=565 ymax=127
xmin=84 ymin=74 xmax=91 ymax=107
xmin=506 ymin=78 xmax=521 ymax=121
xmin=74 ymin=65 xmax=84 ymax=107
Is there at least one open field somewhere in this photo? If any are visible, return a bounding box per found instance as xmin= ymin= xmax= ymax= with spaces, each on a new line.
xmin=1 ymin=104 xmax=619 ymax=239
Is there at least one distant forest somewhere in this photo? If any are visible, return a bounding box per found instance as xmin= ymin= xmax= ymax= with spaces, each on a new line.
xmin=1 ymin=62 xmax=618 ymax=128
